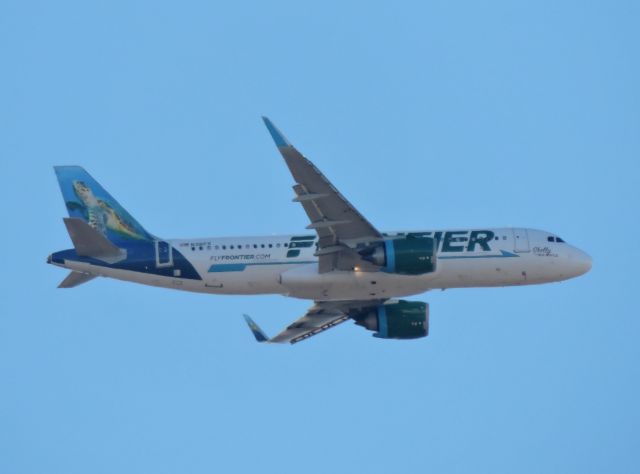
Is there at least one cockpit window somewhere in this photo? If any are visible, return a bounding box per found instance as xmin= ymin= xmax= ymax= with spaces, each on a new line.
xmin=548 ymin=236 xmax=566 ymax=243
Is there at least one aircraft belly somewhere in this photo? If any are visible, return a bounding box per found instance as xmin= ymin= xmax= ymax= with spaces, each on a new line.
xmin=62 ymin=262 xmax=207 ymax=292
xmin=280 ymin=264 xmax=433 ymax=301
xmin=432 ymin=254 xmax=555 ymax=287
xmin=205 ymin=265 xmax=286 ymax=295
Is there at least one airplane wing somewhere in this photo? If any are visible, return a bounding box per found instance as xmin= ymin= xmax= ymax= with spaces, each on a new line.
xmin=262 ymin=117 xmax=383 ymax=273
xmin=243 ymin=300 xmax=383 ymax=344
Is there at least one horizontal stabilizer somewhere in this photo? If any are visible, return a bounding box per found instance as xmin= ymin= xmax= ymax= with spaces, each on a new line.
xmin=63 ymin=217 xmax=126 ymax=263
xmin=58 ymin=271 xmax=96 ymax=288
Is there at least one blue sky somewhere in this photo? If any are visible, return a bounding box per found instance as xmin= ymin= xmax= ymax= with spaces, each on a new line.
xmin=1 ymin=1 xmax=639 ymax=473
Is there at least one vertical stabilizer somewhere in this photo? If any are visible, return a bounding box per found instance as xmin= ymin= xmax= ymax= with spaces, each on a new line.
xmin=54 ymin=166 xmax=154 ymax=246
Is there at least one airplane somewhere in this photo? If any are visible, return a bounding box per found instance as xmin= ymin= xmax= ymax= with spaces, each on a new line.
xmin=47 ymin=117 xmax=592 ymax=344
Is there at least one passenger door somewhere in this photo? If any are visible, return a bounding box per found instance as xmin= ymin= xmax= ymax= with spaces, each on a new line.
xmin=512 ymin=228 xmax=530 ymax=253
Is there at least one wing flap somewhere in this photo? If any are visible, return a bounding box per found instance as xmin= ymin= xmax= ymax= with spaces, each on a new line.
xmin=271 ymin=314 xmax=349 ymax=344
xmin=279 ymin=145 xmax=381 ymax=241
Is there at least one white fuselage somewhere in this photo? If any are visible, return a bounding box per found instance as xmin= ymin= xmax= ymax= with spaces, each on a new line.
xmin=56 ymin=227 xmax=592 ymax=302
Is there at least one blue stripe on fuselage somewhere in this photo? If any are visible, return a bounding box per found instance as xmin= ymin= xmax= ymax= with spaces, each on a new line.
xmin=208 ymin=261 xmax=316 ymax=272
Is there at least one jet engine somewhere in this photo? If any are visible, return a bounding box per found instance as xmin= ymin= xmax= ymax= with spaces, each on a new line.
xmin=359 ymin=235 xmax=437 ymax=275
xmin=352 ymin=300 xmax=429 ymax=339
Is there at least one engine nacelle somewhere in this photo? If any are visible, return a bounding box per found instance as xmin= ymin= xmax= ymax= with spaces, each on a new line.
xmin=359 ymin=235 xmax=437 ymax=275
xmin=352 ymin=300 xmax=429 ymax=340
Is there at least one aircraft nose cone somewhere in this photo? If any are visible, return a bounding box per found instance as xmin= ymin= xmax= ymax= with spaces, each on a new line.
xmin=570 ymin=248 xmax=592 ymax=277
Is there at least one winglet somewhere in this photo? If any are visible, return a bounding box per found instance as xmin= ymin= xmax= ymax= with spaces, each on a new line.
xmin=262 ymin=116 xmax=291 ymax=148
xmin=243 ymin=314 xmax=270 ymax=343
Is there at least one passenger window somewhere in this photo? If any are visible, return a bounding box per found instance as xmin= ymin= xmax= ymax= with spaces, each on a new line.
xmin=268 ymin=244 xmax=273 ymax=248
xmin=222 ymin=245 xmax=226 ymax=250
xmin=276 ymin=243 xmax=281 ymax=248
xmin=261 ymin=244 xmax=265 ymax=248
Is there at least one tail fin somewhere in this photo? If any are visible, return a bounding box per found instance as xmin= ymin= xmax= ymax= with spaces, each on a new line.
xmin=54 ymin=166 xmax=154 ymax=245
